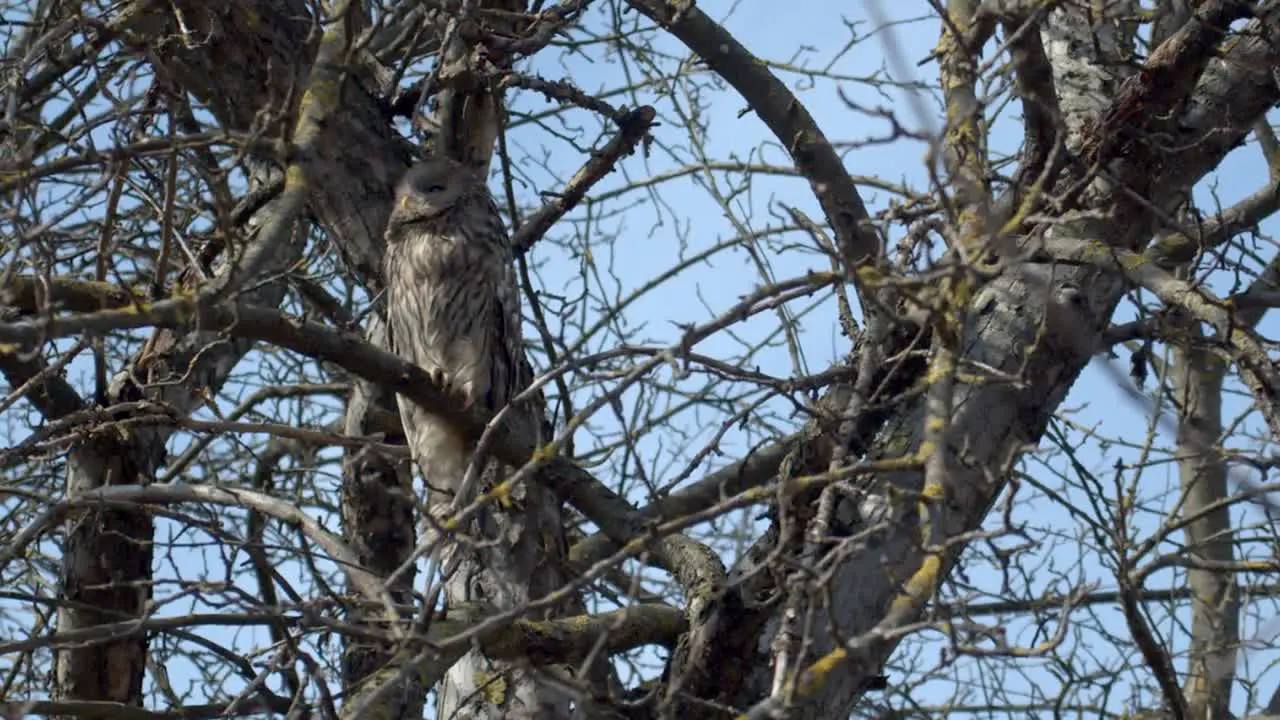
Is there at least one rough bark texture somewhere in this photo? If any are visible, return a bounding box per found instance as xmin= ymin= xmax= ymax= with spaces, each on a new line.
xmin=119 ymin=2 xmax=584 ymax=716
xmin=36 ymin=8 xmax=331 ymax=709
xmin=115 ymin=2 xmax=417 ymax=711
xmin=122 ymin=1 xmax=415 ymax=287
xmin=431 ymin=483 xmax=579 ymax=720
xmin=17 ymin=1 xmax=1278 ymax=717
xmin=401 ymin=4 xmax=590 ymax=715
xmin=55 ymin=445 xmax=154 ymax=710
xmin=1168 ymin=255 xmax=1280 ymax=717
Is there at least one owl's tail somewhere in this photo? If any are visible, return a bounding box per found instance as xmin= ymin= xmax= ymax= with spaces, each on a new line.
xmin=398 ymin=399 xmax=475 ymax=519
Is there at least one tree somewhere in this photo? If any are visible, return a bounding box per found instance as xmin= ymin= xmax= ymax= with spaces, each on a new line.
xmin=2 ymin=0 xmax=1279 ymax=718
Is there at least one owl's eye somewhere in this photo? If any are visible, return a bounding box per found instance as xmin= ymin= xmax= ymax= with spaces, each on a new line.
xmin=422 ymin=184 xmax=447 ymax=194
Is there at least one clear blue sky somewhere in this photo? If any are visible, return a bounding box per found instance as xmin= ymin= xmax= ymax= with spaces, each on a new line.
xmin=7 ymin=0 xmax=1280 ymax=715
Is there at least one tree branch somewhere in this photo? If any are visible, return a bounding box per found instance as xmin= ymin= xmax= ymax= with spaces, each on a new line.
xmin=0 ymin=483 xmax=403 ymax=632
xmin=727 ymin=2 xmax=1280 ymax=714
xmin=0 ymin=347 xmax=86 ymax=419
xmin=510 ymin=105 xmax=657 ymax=254
xmin=622 ymin=0 xmax=882 ymax=307
xmin=1041 ymin=238 xmax=1280 ymax=442
xmin=0 ymin=284 xmax=741 ymax=600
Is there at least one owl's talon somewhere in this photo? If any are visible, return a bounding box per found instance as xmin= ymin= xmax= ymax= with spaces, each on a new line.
xmin=429 ymin=368 xmax=453 ymax=394
xmin=429 ymin=368 xmax=477 ymax=410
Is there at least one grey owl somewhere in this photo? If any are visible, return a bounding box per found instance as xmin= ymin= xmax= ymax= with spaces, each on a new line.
xmin=383 ymin=157 xmax=529 ymax=504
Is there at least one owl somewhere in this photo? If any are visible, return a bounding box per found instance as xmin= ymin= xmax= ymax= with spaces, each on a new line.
xmin=383 ymin=157 xmax=528 ymax=505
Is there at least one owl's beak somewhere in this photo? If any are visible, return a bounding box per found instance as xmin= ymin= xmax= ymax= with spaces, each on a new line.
xmin=399 ymin=196 xmax=410 ymax=210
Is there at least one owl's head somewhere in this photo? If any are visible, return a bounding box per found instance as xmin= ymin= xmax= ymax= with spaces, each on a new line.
xmin=387 ymin=157 xmax=471 ymax=230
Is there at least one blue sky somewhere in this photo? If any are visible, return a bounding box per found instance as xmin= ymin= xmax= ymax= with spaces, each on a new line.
xmin=4 ymin=0 xmax=1280 ymax=716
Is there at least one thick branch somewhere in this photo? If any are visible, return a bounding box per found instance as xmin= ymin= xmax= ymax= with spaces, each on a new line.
xmin=0 ymin=350 xmax=85 ymax=419
xmin=1172 ymin=322 xmax=1237 ymax=720
xmin=0 ymin=289 xmax=730 ymax=592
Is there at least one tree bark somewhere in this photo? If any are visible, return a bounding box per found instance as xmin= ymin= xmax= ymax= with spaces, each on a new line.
xmin=26 ymin=2 xmax=1278 ymax=717
xmin=1170 ymin=254 xmax=1280 ymax=717
xmin=120 ymin=2 xmax=585 ymax=716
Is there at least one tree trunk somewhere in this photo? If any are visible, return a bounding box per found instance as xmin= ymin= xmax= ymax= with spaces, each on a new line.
xmin=1171 ymin=255 xmax=1280 ymax=717
xmin=26 ymin=2 xmax=1277 ymax=717
xmin=118 ymin=2 xmax=584 ymax=715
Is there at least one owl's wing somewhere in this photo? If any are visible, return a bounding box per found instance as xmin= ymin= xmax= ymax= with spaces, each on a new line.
xmin=487 ymin=260 xmax=520 ymax=409
xmin=488 ymin=246 xmax=550 ymax=444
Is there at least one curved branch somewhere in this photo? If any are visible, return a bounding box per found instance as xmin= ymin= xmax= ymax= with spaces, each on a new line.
xmin=622 ymin=0 xmax=882 ymax=304
xmin=1042 ymin=238 xmax=1280 ymax=442
xmin=342 ymin=604 xmax=685 ymax=719
xmin=510 ymin=105 xmax=657 ymax=254
xmin=0 ymin=483 xmax=403 ymax=632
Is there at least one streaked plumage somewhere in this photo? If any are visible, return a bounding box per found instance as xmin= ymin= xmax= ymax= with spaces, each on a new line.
xmin=383 ymin=157 xmax=526 ymax=502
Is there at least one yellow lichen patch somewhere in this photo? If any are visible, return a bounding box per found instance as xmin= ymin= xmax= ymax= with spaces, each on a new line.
xmin=891 ymin=554 xmax=943 ymax=614
xmin=795 ymin=647 xmax=849 ymax=696
xmin=108 ymin=297 xmax=144 ymax=315
xmin=918 ymin=483 xmax=946 ymax=503
xmin=1117 ymin=249 xmax=1148 ymax=272
xmin=922 ymin=361 xmax=951 ymax=386
xmin=854 ymin=264 xmax=886 ymax=287
xmin=997 ymin=180 xmax=1044 ymax=240
xmin=168 ymin=285 xmax=197 ymax=302
xmin=285 ymin=162 xmax=309 ymax=190
xmin=563 ymin=614 xmax=592 ymax=632
xmin=488 ymin=478 xmax=516 ymax=509
xmin=475 ymin=670 xmax=507 ymax=705
xmin=622 ymin=537 xmax=650 ymax=557
xmin=1149 ymin=231 xmax=1195 ymax=263
xmin=528 ymin=443 xmax=559 ymax=465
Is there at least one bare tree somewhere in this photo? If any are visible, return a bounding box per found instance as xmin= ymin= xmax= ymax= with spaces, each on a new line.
xmin=2 ymin=1 xmax=1280 ymax=719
